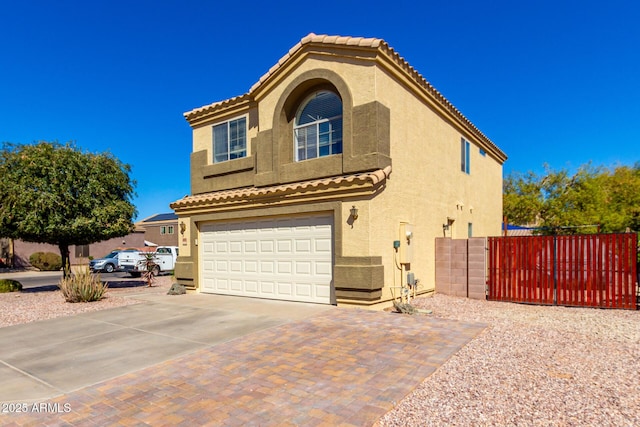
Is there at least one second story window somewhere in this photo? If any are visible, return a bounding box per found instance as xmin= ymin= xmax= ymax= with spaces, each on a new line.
xmin=294 ymin=91 xmax=342 ymax=161
xmin=213 ymin=117 xmax=247 ymax=163
xmin=461 ymin=138 xmax=470 ymax=174
xmin=160 ymin=226 xmax=174 ymax=235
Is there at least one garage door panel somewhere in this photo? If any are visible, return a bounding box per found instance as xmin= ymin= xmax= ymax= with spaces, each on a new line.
xmin=217 ymin=279 xmax=229 ymax=290
xmin=229 ymin=260 xmax=242 ymax=273
xmin=229 ymin=241 xmax=242 ymax=253
xmin=245 ymin=260 xmax=258 ymax=273
xmin=277 ymin=240 xmax=292 ymax=253
xmin=260 ymin=261 xmax=274 ymax=274
xmin=261 ymin=281 xmax=275 ymax=294
xmin=277 ymin=261 xmax=292 ymax=274
xmin=244 ymin=241 xmax=258 ymax=253
xmin=260 ymin=240 xmax=274 ymax=253
xmin=315 ymin=286 xmax=330 ymax=301
xmin=295 ymin=239 xmax=311 ymax=253
xmin=295 ymin=261 xmax=312 ymax=275
xmin=315 ymin=261 xmax=332 ymax=276
xmin=315 ymin=238 xmax=331 ymax=253
xmin=230 ymin=280 xmax=243 ymax=291
xmin=245 ymin=281 xmax=258 ymax=294
xmin=200 ymin=214 xmax=333 ymax=304
xmin=277 ymin=282 xmax=293 ymax=296
xmin=215 ymin=242 xmax=228 ymax=253
xmin=295 ymin=283 xmax=312 ymax=297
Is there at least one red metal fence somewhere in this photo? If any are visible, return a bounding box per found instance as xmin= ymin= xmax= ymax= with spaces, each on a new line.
xmin=487 ymin=233 xmax=638 ymax=309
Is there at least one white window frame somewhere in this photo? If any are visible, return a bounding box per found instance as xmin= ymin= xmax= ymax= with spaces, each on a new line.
xmin=213 ymin=116 xmax=247 ymax=163
xmin=294 ymin=91 xmax=342 ymax=162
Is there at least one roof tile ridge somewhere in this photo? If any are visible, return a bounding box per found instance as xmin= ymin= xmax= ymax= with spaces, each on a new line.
xmin=379 ymin=42 xmax=501 ymax=155
xmin=184 ymin=93 xmax=251 ymax=119
xmin=250 ymin=33 xmax=383 ymax=95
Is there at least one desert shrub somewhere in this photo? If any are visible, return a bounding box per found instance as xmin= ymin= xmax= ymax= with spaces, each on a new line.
xmin=0 ymin=279 xmax=22 ymax=293
xmin=58 ymin=267 xmax=108 ymax=302
xmin=29 ymin=252 xmax=62 ymax=271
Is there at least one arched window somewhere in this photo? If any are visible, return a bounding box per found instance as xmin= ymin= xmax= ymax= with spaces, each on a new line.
xmin=294 ymin=91 xmax=342 ymax=161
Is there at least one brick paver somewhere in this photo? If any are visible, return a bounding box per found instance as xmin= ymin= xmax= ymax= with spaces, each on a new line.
xmin=2 ymin=308 xmax=485 ymax=426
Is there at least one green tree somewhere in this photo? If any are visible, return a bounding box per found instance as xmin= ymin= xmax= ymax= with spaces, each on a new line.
xmin=504 ymin=162 xmax=640 ymax=235
xmin=0 ymin=141 xmax=136 ymax=273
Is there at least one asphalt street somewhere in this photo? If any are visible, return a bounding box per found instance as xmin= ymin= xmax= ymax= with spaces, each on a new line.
xmin=0 ymin=270 xmax=134 ymax=289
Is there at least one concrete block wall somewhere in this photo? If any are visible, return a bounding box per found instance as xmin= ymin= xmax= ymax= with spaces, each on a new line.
xmin=467 ymin=238 xmax=487 ymax=299
xmin=435 ymin=237 xmax=487 ymax=300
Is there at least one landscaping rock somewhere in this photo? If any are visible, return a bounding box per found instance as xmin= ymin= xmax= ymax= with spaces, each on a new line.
xmin=167 ymin=283 xmax=186 ymax=295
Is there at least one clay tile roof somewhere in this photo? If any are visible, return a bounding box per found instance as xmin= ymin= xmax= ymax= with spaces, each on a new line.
xmin=248 ymin=33 xmax=383 ymax=94
xmin=183 ymin=33 xmax=506 ymax=161
xmin=171 ymin=166 xmax=392 ymax=210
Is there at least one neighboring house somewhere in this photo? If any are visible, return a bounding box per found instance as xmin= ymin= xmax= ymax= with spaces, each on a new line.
xmin=9 ymin=231 xmax=146 ymax=268
xmin=136 ymin=213 xmax=179 ymax=247
xmin=171 ymin=33 xmax=507 ymax=306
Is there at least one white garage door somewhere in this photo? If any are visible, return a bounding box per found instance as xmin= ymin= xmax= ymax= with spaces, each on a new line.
xmin=199 ymin=214 xmax=333 ymax=304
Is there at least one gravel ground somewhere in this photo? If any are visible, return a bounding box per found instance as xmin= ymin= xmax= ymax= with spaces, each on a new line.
xmin=0 ymin=275 xmax=173 ymax=327
xmin=1 ymin=280 xmax=638 ymax=426
xmin=379 ymin=294 xmax=640 ymax=427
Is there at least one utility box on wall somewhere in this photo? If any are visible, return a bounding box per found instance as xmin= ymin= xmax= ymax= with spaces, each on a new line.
xmin=399 ymin=222 xmax=414 ymax=264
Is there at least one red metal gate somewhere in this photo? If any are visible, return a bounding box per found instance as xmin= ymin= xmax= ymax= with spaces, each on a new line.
xmin=487 ymin=233 xmax=638 ymax=309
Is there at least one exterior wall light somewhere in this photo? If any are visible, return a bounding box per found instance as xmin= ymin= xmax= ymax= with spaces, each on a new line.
xmin=443 ymin=217 xmax=455 ymax=232
xmin=350 ymin=206 xmax=359 ymax=220
xmin=179 ymin=221 xmax=186 ymax=235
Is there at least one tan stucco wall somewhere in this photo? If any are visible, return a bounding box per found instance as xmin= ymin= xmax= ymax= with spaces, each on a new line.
xmin=340 ymin=65 xmax=503 ymax=302
xmin=176 ymin=42 xmax=504 ymax=306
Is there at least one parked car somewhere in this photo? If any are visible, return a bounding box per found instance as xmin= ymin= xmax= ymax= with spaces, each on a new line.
xmin=118 ymin=246 xmax=179 ymax=277
xmin=89 ymin=250 xmax=122 ymax=273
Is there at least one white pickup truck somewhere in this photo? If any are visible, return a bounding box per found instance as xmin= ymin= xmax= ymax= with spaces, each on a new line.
xmin=118 ymin=246 xmax=179 ymax=277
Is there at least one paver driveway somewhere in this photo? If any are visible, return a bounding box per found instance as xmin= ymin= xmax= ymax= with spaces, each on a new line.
xmin=0 ymin=293 xmax=485 ymax=426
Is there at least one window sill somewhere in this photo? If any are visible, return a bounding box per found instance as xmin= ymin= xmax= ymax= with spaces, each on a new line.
xmin=203 ymin=156 xmax=254 ymax=178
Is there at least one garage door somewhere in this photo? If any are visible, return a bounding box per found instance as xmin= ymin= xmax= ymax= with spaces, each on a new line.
xmin=200 ymin=214 xmax=333 ymax=304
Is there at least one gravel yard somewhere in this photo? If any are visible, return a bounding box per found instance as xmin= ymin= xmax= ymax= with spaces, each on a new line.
xmin=379 ymin=294 xmax=640 ymax=426
xmin=0 ymin=275 xmax=173 ymax=328
xmin=1 ymin=278 xmax=638 ymax=426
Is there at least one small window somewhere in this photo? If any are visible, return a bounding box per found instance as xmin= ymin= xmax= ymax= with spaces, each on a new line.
xmin=461 ymin=138 xmax=470 ymax=174
xmin=213 ymin=117 xmax=247 ymax=163
xmin=294 ymin=91 xmax=343 ymax=161
xmin=479 ymin=148 xmax=486 ymax=156
xmin=75 ymin=245 xmax=90 ymax=258
xmin=160 ymin=226 xmax=166 ymax=235
xmin=468 ymin=223 xmax=473 ymax=238
xmin=167 ymin=226 xmax=174 ymax=234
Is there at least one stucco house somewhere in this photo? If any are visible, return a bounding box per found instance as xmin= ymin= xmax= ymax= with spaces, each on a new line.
xmin=136 ymin=213 xmax=179 ymax=247
xmin=171 ymin=33 xmax=507 ymax=307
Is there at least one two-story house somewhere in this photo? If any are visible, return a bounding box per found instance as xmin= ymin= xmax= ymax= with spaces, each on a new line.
xmin=171 ymin=34 xmax=507 ymax=307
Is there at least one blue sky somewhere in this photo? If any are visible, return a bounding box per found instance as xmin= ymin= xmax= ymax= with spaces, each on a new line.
xmin=2 ymin=0 xmax=638 ymax=221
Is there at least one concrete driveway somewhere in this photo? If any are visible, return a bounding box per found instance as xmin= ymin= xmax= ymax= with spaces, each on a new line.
xmin=0 ymin=293 xmax=331 ymax=402
xmin=0 ymin=293 xmax=485 ymax=426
